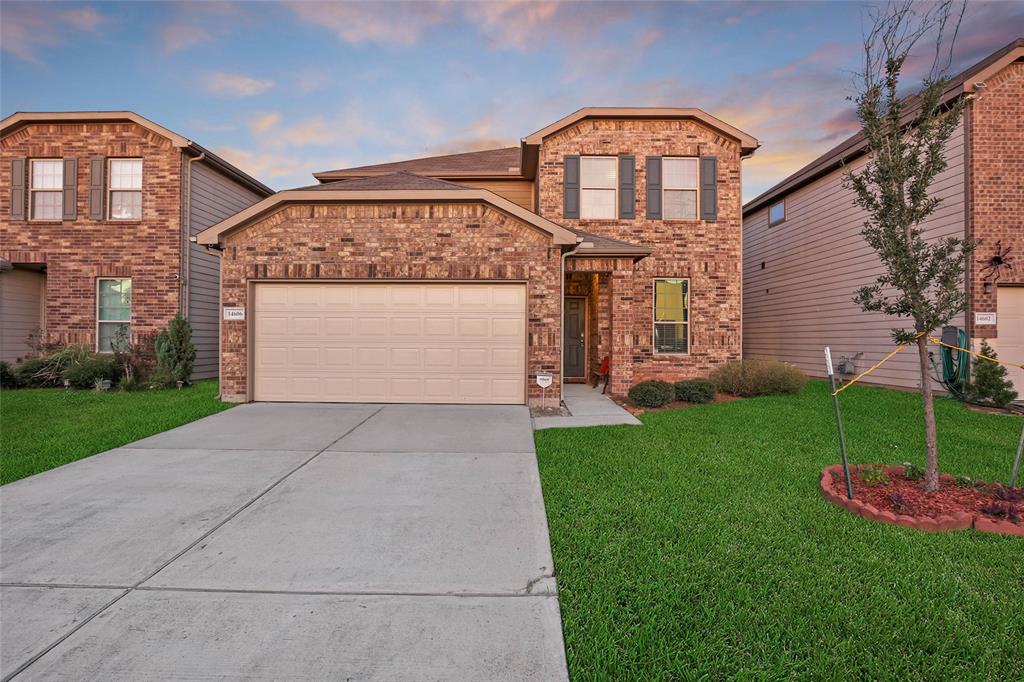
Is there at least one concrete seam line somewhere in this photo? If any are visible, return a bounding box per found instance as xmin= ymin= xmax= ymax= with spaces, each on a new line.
xmin=0 ymin=582 xmax=132 ymax=590
xmin=1 ymin=588 xmax=131 ymax=682
xmin=3 ymin=406 xmax=385 ymax=681
xmin=132 ymin=585 xmax=557 ymax=598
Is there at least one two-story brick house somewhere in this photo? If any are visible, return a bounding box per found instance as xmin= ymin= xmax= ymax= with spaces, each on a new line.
xmin=742 ymin=39 xmax=1023 ymax=393
xmin=1 ymin=112 xmax=273 ymax=377
xmin=196 ymin=108 xmax=758 ymax=405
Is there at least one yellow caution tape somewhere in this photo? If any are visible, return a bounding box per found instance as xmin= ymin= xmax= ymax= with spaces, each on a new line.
xmin=928 ymin=336 xmax=1024 ymax=371
xmin=831 ymin=332 xmax=1024 ymax=396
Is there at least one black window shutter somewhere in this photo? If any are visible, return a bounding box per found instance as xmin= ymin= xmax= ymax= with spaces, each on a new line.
xmin=646 ymin=156 xmax=662 ymax=219
xmin=62 ymin=158 xmax=77 ymax=221
xmin=618 ymin=155 xmax=635 ymax=219
xmin=89 ymin=156 xmax=105 ymax=220
xmin=700 ymin=156 xmax=718 ymax=221
xmin=10 ymin=158 xmax=26 ymax=220
xmin=563 ymin=155 xmax=580 ymax=219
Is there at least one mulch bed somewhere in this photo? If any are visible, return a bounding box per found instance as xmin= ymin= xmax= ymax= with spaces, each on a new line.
xmin=820 ymin=464 xmax=1024 ymax=536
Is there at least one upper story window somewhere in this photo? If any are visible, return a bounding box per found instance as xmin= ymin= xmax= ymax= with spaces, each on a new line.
xmin=97 ymin=278 xmax=132 ymax=352
xmin=30 ymin=159 xmax=63 ymax=220
xmin=108 ymin=159 xmax=142 ymax=220
xmin=663 ymin=158 xmax=698 ymax=220
xmin=769 ymin=200 xmax=786 ymax=226
xmin=654 ymin=278 xmax=689 ymax=354
xmin=580 ymin=156 xmax=617 ymax=219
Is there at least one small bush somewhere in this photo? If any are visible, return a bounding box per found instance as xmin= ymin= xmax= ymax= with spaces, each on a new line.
xmin=15 ymin=346 xmax=93 ymax=387
xmin=112 ymin=328 xmax=157 ymax=385
xmin=62 ymin=354 xmax=119 ymax=389
xmin=861 ymin=464 xmax=890 ymax=487
xmin=955 ymin=475 xmax=977 ymax=488
xmin=967 ymin=340 xmax=1017 ymax=407
xmin=0 ymin=361 xmax=21 ymax=389
xmin=628 ymin=380 xmax=676 ymax=408
xmin=901 ymin=462 xmax=924 ymax=481
xmin=710 ymin=359 xmax=806 ymax=397
xmin=674 ymin=379 xmax=716 ymax=404
xmin=155 ymin=314 xmax=196 ymax=386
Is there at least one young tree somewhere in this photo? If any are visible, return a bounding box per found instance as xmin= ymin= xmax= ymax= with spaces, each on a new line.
xmin=155 ymin=314 xmax=196 ymax=386
xmin=845 ymin=0 xmax=970 ymax=492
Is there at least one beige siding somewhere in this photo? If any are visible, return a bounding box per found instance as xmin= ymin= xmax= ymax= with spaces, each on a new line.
xmin=188 ymin=162 xmax=263 ymax=380
xmin=0 ymin=268 xmax=45 ymax=364
xmin=743 ymin=122 xmax=966 ymax=389
xmin=449 ymin=179 xmax=534 ymax=210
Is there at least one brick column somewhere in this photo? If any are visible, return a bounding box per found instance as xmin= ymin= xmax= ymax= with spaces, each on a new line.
xmin=609 ymin=268 xmax=635 ymax=395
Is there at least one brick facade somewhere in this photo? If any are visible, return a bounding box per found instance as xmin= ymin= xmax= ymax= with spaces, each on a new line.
xmin=967 ymin=61 xmax=1024 ymax=340
xmin=218 ymin=203 xmax=562 ymax=404
xmin=0 ymin=122 xmax=183 ymax=348
xmin=537 ymin=119 xmax=744 ymax=394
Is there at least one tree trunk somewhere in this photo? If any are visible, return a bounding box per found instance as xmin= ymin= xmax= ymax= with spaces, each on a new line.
xmin=916 ymin=334 xmax=940 ymax=491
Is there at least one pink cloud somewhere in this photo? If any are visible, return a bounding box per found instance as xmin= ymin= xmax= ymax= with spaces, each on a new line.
xmin=1 ymin=3 xmax=108 ymax=63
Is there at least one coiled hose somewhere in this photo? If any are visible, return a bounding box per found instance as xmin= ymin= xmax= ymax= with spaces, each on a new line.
xmin=939 ymin=328 xmax=969 ymax=400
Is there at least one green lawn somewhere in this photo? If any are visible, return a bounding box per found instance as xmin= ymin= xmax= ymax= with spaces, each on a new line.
xmin=536 ymin=381 xmax=1023 ymax=681
xmin=1 ymin=380 xmax=234 ymax=485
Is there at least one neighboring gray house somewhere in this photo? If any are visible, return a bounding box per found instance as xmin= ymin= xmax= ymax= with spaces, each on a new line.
xmin=742 ymin=39 xmax=1024 ymax=391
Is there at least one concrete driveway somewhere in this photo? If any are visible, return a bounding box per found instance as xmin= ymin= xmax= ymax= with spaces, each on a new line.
xmin=0 ymin=403 xmax=567 ymax=681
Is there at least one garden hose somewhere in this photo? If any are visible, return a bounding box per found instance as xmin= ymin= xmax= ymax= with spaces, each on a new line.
xmin=939 ymin=328 xmax=969 ymax=400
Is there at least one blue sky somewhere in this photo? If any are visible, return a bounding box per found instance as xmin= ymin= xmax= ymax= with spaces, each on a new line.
xmin=2 ymin=1 xmax=1021 ymax=199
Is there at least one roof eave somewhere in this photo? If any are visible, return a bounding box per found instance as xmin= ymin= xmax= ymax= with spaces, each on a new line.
xmin=521 ymin=107 xmax=759 ymax=154
xmin=196 ymin=188 xmax=578 ymax=247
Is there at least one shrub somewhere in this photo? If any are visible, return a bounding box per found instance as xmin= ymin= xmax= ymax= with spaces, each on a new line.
xmin=0 ymin=361 xmax=20 ymax=389
xmin=155 ymin=314 xmax=196 ymax=386
xmin=15 ymin=345 xmax=93 ymax=387
xmin=62 ymin=354 xmax=119 ymax=389
xmin=955 ymin=475 xmax=977 ymax=488
xmin=674 ymin=379 xmax=716 ymax=404
xmin=112 ymin=328 xmax=157 ymax=385
xmin=901 ymin=462 xmax=925 ymax=481
xmin=628 ymin=380 xmax=676 ymax=408
xmin=888 ymin=491 xmax=916 ymax=516
xmin=710 ymin=359 xmax=807 ymax=397
xmin=967 ymin=341 xmax=1017 ymax=407
xmin=860 ymin=464 xmax=890 ymax=487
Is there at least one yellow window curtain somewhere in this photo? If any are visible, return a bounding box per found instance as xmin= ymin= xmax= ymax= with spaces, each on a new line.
xmin=655 ymin=279 xmax=688 ymax=322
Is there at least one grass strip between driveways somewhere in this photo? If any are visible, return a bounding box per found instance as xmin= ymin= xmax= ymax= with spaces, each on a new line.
xmin=1 ymin=380 xmax=234 ymax=485
xmin=535 ymin=380 xmax=1023 ymax=681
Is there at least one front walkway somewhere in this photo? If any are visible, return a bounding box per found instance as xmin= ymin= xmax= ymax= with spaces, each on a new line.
xmin=533 ymin=383 xmax=642 ymax=430
xmin=0 ymin=404 xmax=567 ymax=681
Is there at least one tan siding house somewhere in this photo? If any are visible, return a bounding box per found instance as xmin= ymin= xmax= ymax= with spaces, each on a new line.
xmin=743 ymin=40 xmax=1024 ymax=391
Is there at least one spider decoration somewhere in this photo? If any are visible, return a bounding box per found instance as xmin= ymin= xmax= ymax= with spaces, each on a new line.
xmin=978 ymin=240 xmax=1014 ymax=282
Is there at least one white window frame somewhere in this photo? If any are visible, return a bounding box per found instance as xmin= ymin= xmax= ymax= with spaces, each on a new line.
xmin=107 ymin=158 xmax=143 ymax=221
xmin=769 ymin=199 xmax=786 ymax=226
xmin=29 ymin=158 xmax=63 ymax=221
xmin=662 ymin=157 xmax=699 ymax=221
xmin=653 ymin=277 xmax=690 ymax=355
xmin=580 ymin=155 xmax=618 ymax=219
xmin=96 ymin=277 xmax=132 ymax=353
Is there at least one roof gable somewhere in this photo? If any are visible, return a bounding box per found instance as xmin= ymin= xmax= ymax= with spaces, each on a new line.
xmin=314 ymin=148 xmax=522 ymax=181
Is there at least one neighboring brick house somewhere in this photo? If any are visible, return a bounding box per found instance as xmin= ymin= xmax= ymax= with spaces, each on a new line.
xmin=742 ymin=39 xmax=1024 ymax=393
xmin=197 ymin=108 xmax=758 ymax=405
xmin=0 ymin=112 xmax=272 ymax=377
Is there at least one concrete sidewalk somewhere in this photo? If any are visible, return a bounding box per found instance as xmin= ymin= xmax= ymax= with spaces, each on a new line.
xmin=533 ymin=383 xmax=642 ymax=430
xmin=0 ymin=404 xmax=567 ymax=681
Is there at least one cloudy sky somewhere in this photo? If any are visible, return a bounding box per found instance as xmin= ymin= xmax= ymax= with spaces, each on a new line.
xmin=2 ymin=1 xmax=1021 ymax=199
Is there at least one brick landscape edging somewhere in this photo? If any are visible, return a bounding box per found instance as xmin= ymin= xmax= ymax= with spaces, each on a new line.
xmin=819 ymin=464 xmax=1024 ymax=537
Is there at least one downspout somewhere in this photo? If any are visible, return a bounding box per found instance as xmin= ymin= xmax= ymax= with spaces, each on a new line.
xmin=182 ymin=151 xmax=206 ymax=318
xmin=560 ymin=237 xmax=586 ymax=392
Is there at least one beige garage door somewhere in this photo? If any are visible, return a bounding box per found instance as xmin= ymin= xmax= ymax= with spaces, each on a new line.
xmin=995 ymin=286 xmax=1024 ymax=400
xmin=253 ymin=283 xmax=526 ymax=404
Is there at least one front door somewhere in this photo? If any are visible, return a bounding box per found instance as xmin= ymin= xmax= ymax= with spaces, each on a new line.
xmin=563 ymin=298 xmax=586 ymax=379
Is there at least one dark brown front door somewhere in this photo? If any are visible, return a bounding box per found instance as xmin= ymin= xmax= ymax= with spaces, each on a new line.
xmin=563 ymin=298 xmax=586 ymax=379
